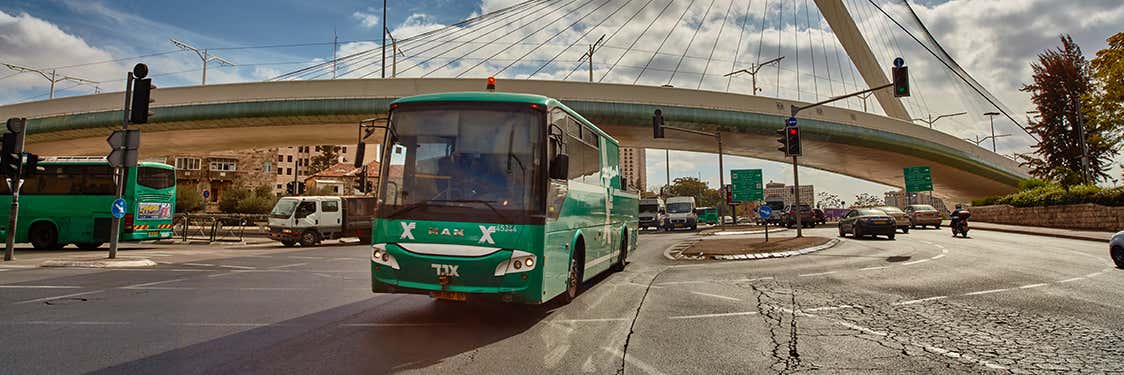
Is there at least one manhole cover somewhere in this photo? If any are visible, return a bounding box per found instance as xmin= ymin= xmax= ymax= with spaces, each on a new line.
xmin=885 ymin=256 xmax=911 ymax=262
xmin=45 ymin=297 xmax=87 ymax=305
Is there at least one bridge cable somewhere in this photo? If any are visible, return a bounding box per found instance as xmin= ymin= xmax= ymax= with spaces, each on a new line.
xmin=559 ymin=0 xmax=654 ymax=80
xmin=878 ymin=2 xmax=932 ymax=117
xmin=724 ymin=0 xmax=756 ymax=92
xmin=447 ymin=0 xmax=594 ymax=78
xmin=349 ymin=0 xmax=553 ymax=78
xmin=634 ymin=0 xmax=699 ymax=84
xmin=491 ymin=0 xmax=612 ymax=77
xmin=744 ymin=0 xmax=768 ymax=93
xmin=803 ymin=0 xmax=820 ymax=102
xmin=791 ymin=0 xmax=801 ymax=101
xmin=811 ymin=0 xmax=835 ymax=100
xmin=530 ymin=0 xmax=638 ymax=79
xmin=409 ymin=0 xmax=571 ymax=78
xmin=600 ymin=0 xmax=676 ymax=82
xmin=697 ymin=0 xmax=736 ymax=89
xmin=775 ymin=0 xmax=783 ymax=97
xmin=667 ymin=0 xmax=718 ymax=86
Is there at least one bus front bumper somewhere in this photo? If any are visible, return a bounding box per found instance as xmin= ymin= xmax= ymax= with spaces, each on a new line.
xmin=370 ymin=243 xmax=542 ymax=304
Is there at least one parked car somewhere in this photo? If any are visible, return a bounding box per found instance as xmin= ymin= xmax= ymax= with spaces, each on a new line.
xmin=904 ymin=204 xmax=942 ymax=229
xmin=838 ymin=208 xmax=897 ymax=240
xmin=812 ymin=208 xmax=827 ymax=225
xmin=876 ymin=206 xmax=911 ymax=233
xmin=1111 ymin=230 xmax=1124 ymax=269
xmin=783 ymin=205 xmax=816 ymax=228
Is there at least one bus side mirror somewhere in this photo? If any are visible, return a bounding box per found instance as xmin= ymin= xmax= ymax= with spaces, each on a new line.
xmin=549 ymin=154 xmax=569 ymax=180
xmin=620 ymin=176 xmax=628 ymax=191
xmin=354 ymin=142 xmax=365 ymax=168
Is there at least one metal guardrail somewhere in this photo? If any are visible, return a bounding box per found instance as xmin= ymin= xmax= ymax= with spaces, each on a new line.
xmin=172 ymin=213 xmax=269 ymax=243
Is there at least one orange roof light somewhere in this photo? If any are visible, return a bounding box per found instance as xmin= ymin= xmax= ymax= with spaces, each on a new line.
xmin=486 ymin=76 xmax=496 ymax=91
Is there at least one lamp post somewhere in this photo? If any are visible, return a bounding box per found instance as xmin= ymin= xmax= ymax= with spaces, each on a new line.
xmin=170 ymin=39 xmax=234 ymax=85
xmin=983 ymin=111 xmax=1002 ymax=153
xmin=725 ymin=56 xmax=785 ymax=95
xmin=2 ymin=63 xmax=97 ymax=99
xmin=912 ymin=111 xmax=967 ymax=129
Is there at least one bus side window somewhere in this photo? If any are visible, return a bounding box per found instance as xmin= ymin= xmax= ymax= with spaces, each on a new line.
xmin=580 ymin=124 xmax=600 ymax=185
xmin=563 ymin=117 xmax=584 ymax=181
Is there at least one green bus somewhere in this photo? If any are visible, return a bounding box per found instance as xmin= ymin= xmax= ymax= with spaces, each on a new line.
xmin=697 ymin=207 xmax=718 ymax=225
xmin=370 ymin=90 xmax=639 ymax=304
xmin=0 ymin=157 xmax=176 ymax=249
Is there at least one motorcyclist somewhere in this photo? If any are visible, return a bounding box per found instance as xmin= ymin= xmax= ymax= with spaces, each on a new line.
xmin=949 ymin=204 xmax=969 ymax=236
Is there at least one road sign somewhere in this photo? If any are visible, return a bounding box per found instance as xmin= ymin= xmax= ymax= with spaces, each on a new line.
xmin=903 ymin=166 xmax=933 ymax=192
xmin=758 ymin=205 xmax=772 ymax=219
xmin=893 ymin=57 xmax=905 ymax=68
xmin=730 ymin=169 xmax=763 ymax=202
xmin=111 ymin=198 xmax=127 ymax=219
xmin=202 ymin=190 xmax=210 ymax=199
xmin=786 ymin=117 xmax=797 ymax=127
xmin=106 ymin=130 xmax=140 ymax=168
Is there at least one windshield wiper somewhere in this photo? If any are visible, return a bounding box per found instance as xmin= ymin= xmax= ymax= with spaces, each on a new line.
xmin=384 ymin=201 xmax=432 ymax=219
xmin=428 ymin=199 xmax=514 ymax=224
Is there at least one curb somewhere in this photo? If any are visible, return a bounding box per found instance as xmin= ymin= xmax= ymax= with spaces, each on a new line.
xmin=710 ymin=238 xmax=840 ymax=261
xmin=710 ymin=228 xmax=789 ymax=236
xmin=41 ymin=258 xmax=157 ymax=268
xmin=971 ymin=226 xmax=1111 ymax=243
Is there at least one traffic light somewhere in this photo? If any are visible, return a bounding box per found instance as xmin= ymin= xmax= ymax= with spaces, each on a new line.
xmin=0 ymin=133 xmax=19 ymax=176
xmin=22 ymin=153 xmax=41 ymax=176
xmin=652 ymin=109 xmax=664 ymax=139
xmin=286 ymin=181 xmax=295 ymax=195
xmin=725 ymin=187 xmax=734 ymax=205
xmin=786 ymin=126 xmax=802 ymax=156
xmin=892 ymin=66 xmax=909 ymax=98
xmin=130 ymin=77 xmax=155 ymax=124
xmin=775 ymin=128 xmax=789 ymax=155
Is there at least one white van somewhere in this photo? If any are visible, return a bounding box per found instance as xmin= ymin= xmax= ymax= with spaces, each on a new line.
xmin=666 ymin=196 xmax=698 ymax=231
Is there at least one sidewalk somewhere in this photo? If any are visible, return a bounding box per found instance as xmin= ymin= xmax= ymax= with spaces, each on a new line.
xmin=968 ymin=221 xmax=1116 ymax=242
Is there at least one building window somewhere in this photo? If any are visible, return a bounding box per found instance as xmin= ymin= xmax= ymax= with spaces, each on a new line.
xmin=263 ymin=162 xmax=272 ymax=172
xmin=342 ymin=146 xmax=347 ymax=153
xmin=276 ymin=184 xmax=282 ymax=189
xmin=287 ymin=168 xmax=292 ymax=175
xmin=209 ymin=159 xmax=237 ymax=172
xmin=287 ymin=155 xmax=292 ymax=163
xmin=277 ymin=168 xmax=283 ymax=175
xmin=175 ymin=157 xmax=201 ymax=170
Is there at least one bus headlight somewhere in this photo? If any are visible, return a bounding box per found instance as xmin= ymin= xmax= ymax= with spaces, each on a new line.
xmin=371 ymin=244 xmax=400 ymax=270
xmin=494 ymin=250 xmax=536 ymax=276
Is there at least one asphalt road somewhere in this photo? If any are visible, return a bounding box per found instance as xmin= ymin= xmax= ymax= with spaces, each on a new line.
xmin=0 ymin=226 xmax=1121 ymax=374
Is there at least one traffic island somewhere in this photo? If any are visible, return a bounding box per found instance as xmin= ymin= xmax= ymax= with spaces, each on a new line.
xmin=672 ymin=236 xmax=839 ymax=260
xmin=41 ymin=257 xmax=157 ymax=268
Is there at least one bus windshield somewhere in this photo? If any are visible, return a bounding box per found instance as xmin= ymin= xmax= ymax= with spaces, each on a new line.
xmin=378 ymin=103 xmax=544 ymax=224
xmin=667 ymin=203 xmax=693 ymax=213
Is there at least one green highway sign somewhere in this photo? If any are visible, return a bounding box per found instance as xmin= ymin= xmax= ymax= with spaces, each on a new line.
xmin=730 ymin=169 xmax=764 ymax=202
xmin=903 ymin=166 xmax=933 ymax=192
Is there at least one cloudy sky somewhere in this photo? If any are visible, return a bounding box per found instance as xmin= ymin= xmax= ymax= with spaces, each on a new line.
xmin=0 ymin=0 xmax=1120 ymax=202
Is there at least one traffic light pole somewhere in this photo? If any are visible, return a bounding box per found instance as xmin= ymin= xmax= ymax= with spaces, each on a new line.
xmin=3 ymin=125 xmax=24 ymax=261
xmin=790 ymin=82 xmax=893 ymax=117
xmin=791 ymin=155 xmax=802 ymax=238
xmin=108 ymin=72 xmax=133 ymax=260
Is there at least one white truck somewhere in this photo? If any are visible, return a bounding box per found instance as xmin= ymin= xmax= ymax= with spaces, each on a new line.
xmin=666 ymin=196 xmax=698 ymax=231
xmin=639 ymin=198 xmax=667 ymax=231
xmin=268 ymin=196 xmax=377 ymax=247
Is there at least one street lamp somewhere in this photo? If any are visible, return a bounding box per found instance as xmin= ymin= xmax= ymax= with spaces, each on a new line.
xmin=170 ymin=39 xmax=235 ymax=86
xmin=983 ymin=111 xmax=1004 ymax=153
xmin=912 ymin=111 xmax=967 ymax=129
xmin=725 ymin=56 xmax=785 ymax=95
xmin=2 ymin=63 xmax=97 ymax=99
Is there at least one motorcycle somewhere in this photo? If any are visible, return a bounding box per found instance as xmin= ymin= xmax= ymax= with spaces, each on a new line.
xmin=950 ymin=210 xmax=970 ymax=237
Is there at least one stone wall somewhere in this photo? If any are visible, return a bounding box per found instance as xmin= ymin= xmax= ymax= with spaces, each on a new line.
xmin=968 ymin=204 xmax=1124 ymax=232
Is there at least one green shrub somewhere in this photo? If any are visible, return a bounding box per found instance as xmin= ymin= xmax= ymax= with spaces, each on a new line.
xmin=175 ymin=184 xmax=206 ymax=213
xmin=219 ymin=185 xmax=278 ymax=213
xmin=235 ymin=194 xmax=274 ymax=214
xmin=992 ymin=183 xmax=1124 ymax=207
xmin=971 ymin=195 xmax=1001 ymax=206
xmin=1018 ymin=178 xmax=1049 ymax=191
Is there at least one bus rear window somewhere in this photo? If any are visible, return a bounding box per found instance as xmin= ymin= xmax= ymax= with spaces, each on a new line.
xmin=138 ymin=167 xmax=175 ymax=190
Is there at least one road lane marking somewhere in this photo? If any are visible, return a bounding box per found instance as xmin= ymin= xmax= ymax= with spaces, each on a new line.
xmin=654 ymin=280 xmax=707 ymax=286
xmin=668 ymin=311 xmax=758 ymax=320
xmin=216 ymin=264 xmax=256 ymax=270
xmin=184 ymin=263 xmax=216 ymax=267
xmin=13 ymin=290 xmax=104 ymax=305
xmin=892 ymin=296 xmax=946 ymax=306
xmin=1058 ymin=277 xmax=1085 ymax=283
xmin=207 ymin=271 xmax=246 ymax=278
xmin=0 ymin=285 xmax=82 ymax=289
xmin=120 ymin=278 xmax=188 ymax=289
xmin=551 ymin=318 xmax=631 ymax=323
xmin=963 ymin=288 xmax=1009 ymax=296
xmin=902 ymin=259 xmax=930 ymax=265
xmin=340 ymin=322 xmax=454 ymax=327
xmin=286 ymin=256 xmax=324 ymax=260
xmin=689 ymin=291 xmax=741 ymax=301
xmin=1085 ymin=271 xmax=1104 ymax=278
xmin=602 ymin=347 xmax=668 ymax=375
xmin=272 ymin=263 xmax=308 ymax=269
xmin=798 ymin=271 xmax=837 ymax=277
xmin=0 ymin=265 xmax=35 ymax=269
xmin=1018 ymin=283 xmax=1047 ymax=289
xmin=859 ymin=266 xmax=889 ymax=271
xmin=930 ymin=254 xmax=945 ymax=260
xmin=803 ymin=305 xmax=858 ymax=312
xmin=14 ymin=320 xmax=129 ymax=325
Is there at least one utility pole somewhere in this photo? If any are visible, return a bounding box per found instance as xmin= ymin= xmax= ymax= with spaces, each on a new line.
xmin=2 ymin=63 xmax=97 ymax=99
xmin=333 ymin=29 xmax=339 ymax=79
xmin=912 ymin=111 xmax=967 ymax=129
xmin=665 ymin=149 xmax=670 ymax=200
xmin=983 ymin=111 xmax=1001 ymax=153
xmin=724 ymin=56 xmax=785 ymax=95
xmin=381 ymin=0 xmax=387 ymax=79
xmin=384 ymin=28 xmax=405 ymax=77
xmin=578 ymin=35 xmax=606 ymax=82
xmin=170 ymin=39 xmax=234 ymax=85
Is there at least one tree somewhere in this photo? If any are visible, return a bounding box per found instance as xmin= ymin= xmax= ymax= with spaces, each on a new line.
xmin=175 ymin=184 xmax=206 ymax=213
xmin=667 ymin=177 xmax=722 ymax=208
xmin=1019 ymin=34 xmax=1120 ymax=187
xmin=816 ymin=192 xmax=844 ymax=208
xmin=219 ymin=185 xmax=278 ymax=214
xmin=1088 ymin=32 xmax=1124 ymax=181
xmin=852 ymin=193 xmax=882 ymax=208
xmin=307 ymin=145 xmax=342 ymax=175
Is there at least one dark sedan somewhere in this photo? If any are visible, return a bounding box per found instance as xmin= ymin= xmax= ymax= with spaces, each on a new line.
xmin=838 ymin=208 xmax=897 ymax=240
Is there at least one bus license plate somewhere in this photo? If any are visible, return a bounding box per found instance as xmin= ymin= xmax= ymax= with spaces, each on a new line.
xmin=430 ymin=291 xmax=467 ymax=301
xmin=148 ymin=231 xmax=159 ymax=237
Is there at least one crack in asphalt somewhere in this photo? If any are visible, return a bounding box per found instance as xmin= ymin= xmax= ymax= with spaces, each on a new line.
xmin=617 ymin=267 xmax=667 ymax=375
xmin=752 ymin=284 xmax=802 ymax=374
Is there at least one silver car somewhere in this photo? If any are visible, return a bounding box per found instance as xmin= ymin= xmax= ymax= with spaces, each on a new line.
xmin=1111 ymin=230 xmax=1124 ymax=269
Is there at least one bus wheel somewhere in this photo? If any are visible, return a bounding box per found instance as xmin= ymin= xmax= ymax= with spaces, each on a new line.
xmin=612 ymin=234 xmax=628 ymax=272
xmin=29 ymin=222 xmax=61 ymax=250
xmin=299 ymin=231 xmax=320 ymax=247
xmin=76 ymin=242 xmax=103 ymax=250
xmin=561 ymin=253 xmax=583 ymax=304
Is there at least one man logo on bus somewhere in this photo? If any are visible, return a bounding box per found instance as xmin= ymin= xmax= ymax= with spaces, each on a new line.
xmin=400 ymin=222 xmax=416 ymax=240
xmin=431 ymin=264 xmax=459 ymax=277
xmin=479 ymin=225 xmax=497 ymax=244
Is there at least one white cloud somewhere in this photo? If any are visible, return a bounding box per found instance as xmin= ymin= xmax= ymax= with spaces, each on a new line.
xmin=352 ymin=9 xmax=380 ymax=29
xmin=392 ymin=13 xmax=445 ymax=40
xmin=480 ymin=0 xmax=527 ymax=15
xmin=0 ymin=10 xmax=119 ymax=102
